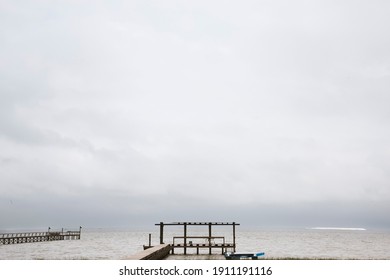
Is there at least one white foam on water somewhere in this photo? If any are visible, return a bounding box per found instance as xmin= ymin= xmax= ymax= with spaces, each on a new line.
xmin=309 ymin=227 xmax=366 ymax=231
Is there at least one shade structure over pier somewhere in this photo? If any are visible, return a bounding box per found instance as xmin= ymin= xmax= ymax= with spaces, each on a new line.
xmin=155 ymin=222 xmax=239 ymax=255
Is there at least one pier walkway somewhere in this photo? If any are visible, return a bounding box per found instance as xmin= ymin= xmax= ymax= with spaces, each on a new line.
xmin=126 ymin=244 xmax=172 ymax=260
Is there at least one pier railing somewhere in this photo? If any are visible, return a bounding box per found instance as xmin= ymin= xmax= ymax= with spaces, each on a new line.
xmin=171 ymin=235 xmax=234 ymax=255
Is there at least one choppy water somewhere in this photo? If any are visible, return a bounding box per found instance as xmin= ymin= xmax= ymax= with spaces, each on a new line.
xmin=1 ymin=228 xmax=390 ymax=260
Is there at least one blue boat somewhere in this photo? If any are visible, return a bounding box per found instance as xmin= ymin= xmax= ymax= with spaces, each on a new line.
xmin=224 ymin=251 xmax=265 ymax=260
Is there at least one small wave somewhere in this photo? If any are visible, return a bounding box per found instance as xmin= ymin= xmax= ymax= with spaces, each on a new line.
xmin=309 ymin=227 xmax=366 ymax=231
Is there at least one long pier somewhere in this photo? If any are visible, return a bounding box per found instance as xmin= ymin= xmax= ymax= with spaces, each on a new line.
xmin=0 ymin=227 xmax=82 ymax=245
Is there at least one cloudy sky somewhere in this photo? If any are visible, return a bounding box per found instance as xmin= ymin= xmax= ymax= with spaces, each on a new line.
xmin=1 ymin=0 xmax=390 ymax=230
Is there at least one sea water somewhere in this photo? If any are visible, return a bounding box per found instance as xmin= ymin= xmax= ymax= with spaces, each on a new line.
xmin=1 ymin=227 xmax=390 ymax=260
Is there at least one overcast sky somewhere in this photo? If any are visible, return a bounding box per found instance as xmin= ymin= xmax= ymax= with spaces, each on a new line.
xmin=1 ymin=0 xmax=390 ymax=230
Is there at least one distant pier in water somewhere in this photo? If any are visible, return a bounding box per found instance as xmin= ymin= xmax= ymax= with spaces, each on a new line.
xmin=0 ymin=227 xmax=82 ymax=245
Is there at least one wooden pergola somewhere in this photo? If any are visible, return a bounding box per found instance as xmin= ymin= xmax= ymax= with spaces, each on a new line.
xmin=155 ymin=222 xmax=240 ymax=255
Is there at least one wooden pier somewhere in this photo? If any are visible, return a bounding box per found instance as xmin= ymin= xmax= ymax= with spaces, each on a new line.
xmin=0 ymin=227 xmax=82 ymax=245
xmin=127 ymin=244 xmax=172 ymax=260
xmin=155 ymin=222 xmax=239 ymax=255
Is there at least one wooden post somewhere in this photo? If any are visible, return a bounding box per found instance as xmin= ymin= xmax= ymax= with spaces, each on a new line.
xmin=208 ymin=223 xmax=212 ymax=255
xmin=233 ymin=222 xmax=236 ymax=252
xmin=148 ymin=233 xmax=152 ymax=247
xmin=184 ymin=223 xmax=187 ymax=255
xmin=159 ymin=222 xmax=164 ymax=244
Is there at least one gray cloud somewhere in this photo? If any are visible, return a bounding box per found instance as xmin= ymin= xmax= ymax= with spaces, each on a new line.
xmin=1 ymin=0 xmax=389 ymax=229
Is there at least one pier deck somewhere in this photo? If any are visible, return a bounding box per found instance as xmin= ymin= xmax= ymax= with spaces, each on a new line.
xmin=126 ymin=244 xmax=172 ymax=260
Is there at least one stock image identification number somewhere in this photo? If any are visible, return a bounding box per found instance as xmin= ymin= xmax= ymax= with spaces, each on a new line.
xmin=212 ymin=266 xmax=272 ymax=276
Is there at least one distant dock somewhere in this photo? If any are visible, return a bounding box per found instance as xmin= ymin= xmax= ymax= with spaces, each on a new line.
xmin=0 ymin=227 xmax=82 ymax=245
